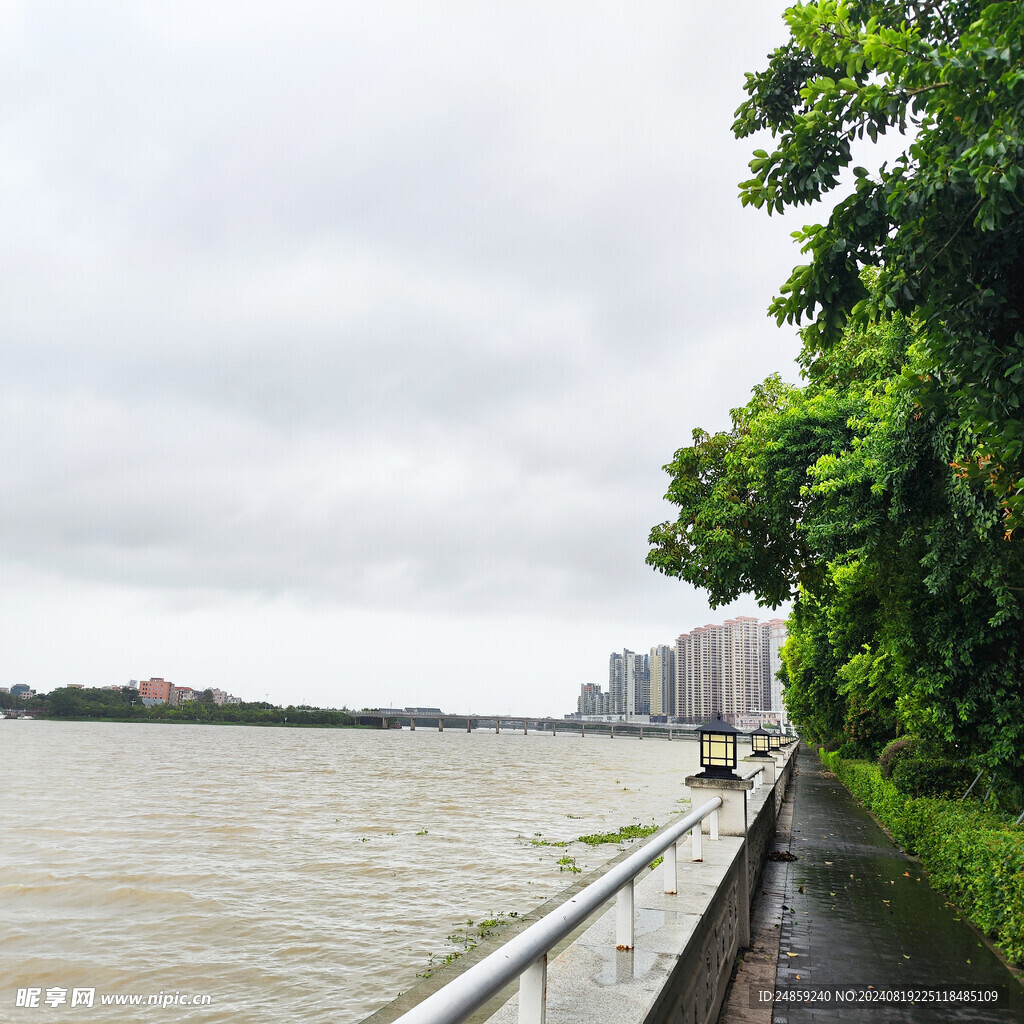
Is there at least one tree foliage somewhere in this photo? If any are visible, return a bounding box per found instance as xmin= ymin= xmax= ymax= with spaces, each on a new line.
xmin=735 ymin=0 xmax=1024 ymax=528
xmin=648 ymin=0 xmax=1024 ymax=786
xmin=28 ymin=686 xmax=356 ymax=727
xmin=648 ymin=314 xmax=1024 ymax=784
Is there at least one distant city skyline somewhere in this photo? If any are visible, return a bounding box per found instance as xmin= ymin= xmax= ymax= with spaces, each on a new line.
xmin=577 ymin=617 xmax=787 ymax=724
xmin=6 ymin=615 xmax=789 ymax=723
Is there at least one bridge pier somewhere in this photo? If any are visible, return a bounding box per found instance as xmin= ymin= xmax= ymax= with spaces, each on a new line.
xmin=639 ymin=727 xmax=643 ymax=740
xmin=552 ymin=721 xmax=557 ymax=736
xmin=610 ymin=724 xmax=614 ymax=739
xmin=523 ymin=719 xmax=527 ymax=735
xmin=495 ymin=719 xmax=500 ymax=733
xmin=466 ymin=718 xmax=472 ymax=732
xmin=409 ymin=718 xmax=415 ymax=731
xmin=438 ymin=717 xmax=444 ymax=732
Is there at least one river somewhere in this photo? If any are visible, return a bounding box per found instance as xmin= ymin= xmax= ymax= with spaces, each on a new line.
xmin=1 ymin=721 xmax=704 ymax=1022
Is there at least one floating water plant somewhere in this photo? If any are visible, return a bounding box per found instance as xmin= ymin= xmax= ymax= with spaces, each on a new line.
xmin=577 ymin=822 xmax=658 ymax=846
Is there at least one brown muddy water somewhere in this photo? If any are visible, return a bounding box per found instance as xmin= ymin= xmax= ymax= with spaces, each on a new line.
xmin=1 ymin=721 xmax=704 ymax=1022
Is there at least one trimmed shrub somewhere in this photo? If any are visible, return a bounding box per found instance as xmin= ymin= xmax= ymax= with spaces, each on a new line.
xmin=819 ymin=749 xmax=1024 ymax=965
xmin=891 ymin=755 xmax=976 ymax=800
xmin=878 ymin=737 xmax=919 ymax=779
xmin=836 ymin=740 xmax=874 ymax=760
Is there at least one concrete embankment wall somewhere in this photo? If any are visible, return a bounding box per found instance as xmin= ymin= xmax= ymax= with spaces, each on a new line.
xmin=366 ymin=743 xmax=798 ymax=1024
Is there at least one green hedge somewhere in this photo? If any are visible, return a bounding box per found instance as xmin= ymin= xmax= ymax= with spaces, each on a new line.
xmin=819 ymin=749 xmax=1024 ymax=965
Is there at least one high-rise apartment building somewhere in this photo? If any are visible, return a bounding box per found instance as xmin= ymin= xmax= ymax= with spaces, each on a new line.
xmin=577 ymin=683 xmax=611 ymax=717
xmin=675 ymin=618 xmax=786 ymax=723
xmin=608 ymin=653 xmax=625 ymax=714
xmin=607 ymin=649 xmax=650 ymax=717
xmin=767 ymin=618 xmax=787 ymax=719
xmin=649 ymin=645 xmax=675 ymax=717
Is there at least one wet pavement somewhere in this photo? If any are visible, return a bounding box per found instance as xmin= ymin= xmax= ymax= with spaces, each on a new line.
xmin=768 ymin=749 xmax=1023 ymax=1023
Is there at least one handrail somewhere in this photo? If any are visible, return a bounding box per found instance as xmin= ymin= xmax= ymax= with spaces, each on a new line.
xmin=391 ymin=796 xmax=724 ymax=1024
xmin=740 ymin=765 xmax=765 ymax=790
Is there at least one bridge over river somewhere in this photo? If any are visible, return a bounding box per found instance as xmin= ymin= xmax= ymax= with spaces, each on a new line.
xmin=352 ymin=711 xmax=702 ymax=740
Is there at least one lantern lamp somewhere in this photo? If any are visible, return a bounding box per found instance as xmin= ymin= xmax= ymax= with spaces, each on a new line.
xmin=697 ymin=717 xmax=740 ymax=778
xmin=749 ymin=726 xmax=772 ymax=757
xmin=769 ymin=732 xmax=782 ymax=750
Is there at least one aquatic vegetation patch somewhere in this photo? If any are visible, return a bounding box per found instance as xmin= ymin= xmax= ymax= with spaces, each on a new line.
xmin=576 ymin=822 xmax=659 ymax=846
xmin=418 ymin=911 xmax=521 ymax=977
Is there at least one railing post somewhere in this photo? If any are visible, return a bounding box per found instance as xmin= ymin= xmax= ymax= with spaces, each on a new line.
xmin=686 ymin=776 xmax=754 ymax=950
xmin=743 ymin=755 xmax=775 ymax=786
xmin=685 ymin=776 xmax=752 ymax=837
xmin=518 ymin=954 xmax=547 ymax=1024
xmin=616 ymin=879 xmax=634 ymax=949
xmin=664 ymin=840 xmax=678 ymax=893
xmin=691 ymin=823 xmax=703 ymax=861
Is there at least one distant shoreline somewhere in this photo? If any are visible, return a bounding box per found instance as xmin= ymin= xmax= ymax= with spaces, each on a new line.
xmin=7 ymin=715 xmax=368 ymax=728
xmin=2 ymin=685 xmax=363 ymax=727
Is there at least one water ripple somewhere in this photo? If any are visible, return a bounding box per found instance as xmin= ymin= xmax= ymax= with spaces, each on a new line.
xmin=1 ymin=721 xmax=701 ymax=1023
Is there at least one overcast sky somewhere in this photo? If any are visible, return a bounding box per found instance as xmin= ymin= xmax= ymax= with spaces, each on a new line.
xmin=2 ymin=1 xmax=812 ymax=716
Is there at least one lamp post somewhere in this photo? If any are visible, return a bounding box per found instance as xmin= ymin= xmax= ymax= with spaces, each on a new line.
xmin=749 ymin=726 xmax=773 ymax=757
xmin=686 ymin=713 xmax=755 ymax=940
xmin=696 ymin=717 xmax=740 ymax=779
xmin=743 ymin=725 xmax=777 ymax=785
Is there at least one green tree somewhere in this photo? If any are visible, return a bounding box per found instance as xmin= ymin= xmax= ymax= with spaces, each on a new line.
xmin=735 ymin=0 xmax=1024 ymax=528
xmin=47 ymin=688 xmax=86 ymax=717
xmin=648 ymin=314 xmax=1024 ymax=783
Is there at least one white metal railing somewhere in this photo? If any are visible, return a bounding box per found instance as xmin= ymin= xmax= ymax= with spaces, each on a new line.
xmin=741 ymin=764 xmax=765 ymax=791
xmin=391 ymin=796 xmax=724 ymax=1024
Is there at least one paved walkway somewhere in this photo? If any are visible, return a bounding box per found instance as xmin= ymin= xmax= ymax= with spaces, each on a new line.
xmin=722 ymin=748 xmax=1023 ymax=1024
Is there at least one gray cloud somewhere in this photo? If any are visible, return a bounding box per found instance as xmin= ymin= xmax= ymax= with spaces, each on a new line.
xmin=1 ymin=0 xmax=802 ymax=707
